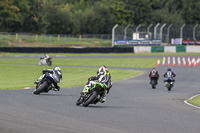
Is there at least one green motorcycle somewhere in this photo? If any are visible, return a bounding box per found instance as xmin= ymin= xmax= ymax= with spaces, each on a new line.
xmin=76 ymin=81 xmax=106 ymax=107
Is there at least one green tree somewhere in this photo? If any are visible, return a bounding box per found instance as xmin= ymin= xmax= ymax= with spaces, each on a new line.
xmin=102 ymin=0 xmax=134 ymax=25
xmin=0 ymin=0 xmax=21 ymax=32
xmin=42 ymin=1 xmax=72 ymax=34
xmin=182 ymin=0 xmax=200 ymax=24
xmin=71 ymin=1 xmax=115 ymax=34
xmin=13 ymin=0 xmax=30 ymax=31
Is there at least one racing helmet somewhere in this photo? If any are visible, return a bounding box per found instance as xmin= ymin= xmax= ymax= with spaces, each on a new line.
xmin=152 ymin=68 xmax=156 ymax=74
xmin=55 ymin=67 xmax=62 ymax=74
xmin=167 ymin=68 xmax=171 ymax=71
xmin=97 ymin=65 xmax=107 ymax=74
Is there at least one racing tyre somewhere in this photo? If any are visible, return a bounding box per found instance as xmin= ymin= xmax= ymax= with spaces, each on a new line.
xmin=34 ymin=81 xmax=49 ymax=95
xmin=166 ymin=84 xmax=172 ymax=91
xmin=82 ymin=91 xmax=98 ymax=107
xmin=47 ymin=61 xmax=52 ymax=66
xmin=76 ymin=96 xmax=83 ymax=106
xmin=151 ymin=80 xmax=156 ymax=89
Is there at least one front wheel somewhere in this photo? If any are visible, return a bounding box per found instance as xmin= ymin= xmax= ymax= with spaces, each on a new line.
xmin=76 ymin=96 xmax=83 ymax=106
xmin=82 ymin=91 xmax=98 ymax=107
xmin=34 ymin=81 xmax=49 ymax=95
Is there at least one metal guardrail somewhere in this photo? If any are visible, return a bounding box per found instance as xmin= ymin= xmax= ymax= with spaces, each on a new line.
xmin=113 ymin=24 xmax=200 ymax=45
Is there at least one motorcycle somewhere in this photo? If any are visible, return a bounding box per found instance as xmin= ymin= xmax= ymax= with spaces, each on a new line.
xmin=164 ymin=77 xmax=174 ymax=91
xmin=76 ymin=81 xmax=106 ymax=107
xmin=39 ymin=57 xmax=52 ymax=66
xmin=33 ymin=72 xmax=60 ymax=95
xmin=149 ymin=74 xmax=158 ymax=89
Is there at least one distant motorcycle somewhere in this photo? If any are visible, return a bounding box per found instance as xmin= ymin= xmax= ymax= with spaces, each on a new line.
xmin=164 ymin=77 xmax=174 ymax=91
xmin=39 ymin=57 xmax=52 ymax=66
xmin=33 ymin=72 xmax=60 ymax=95
xmin=76 ymin=81 xmax=106 ymax=107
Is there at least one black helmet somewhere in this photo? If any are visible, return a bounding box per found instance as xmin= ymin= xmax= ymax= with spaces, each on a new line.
xmin=167 ymin=68 xmax=171 ymax=71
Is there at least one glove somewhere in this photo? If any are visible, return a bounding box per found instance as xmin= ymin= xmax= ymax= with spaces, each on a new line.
xmin=107 ymin=89 xmax=109 ymax=94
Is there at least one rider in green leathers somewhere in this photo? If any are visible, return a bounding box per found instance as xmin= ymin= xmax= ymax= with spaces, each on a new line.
xmin=87 ymin=65 xmax=112 ymax=103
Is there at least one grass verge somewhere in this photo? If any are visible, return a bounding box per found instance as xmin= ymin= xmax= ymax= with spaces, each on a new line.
xmin=188 ymin=95 xmax=200 ymax=107
xmin=0 ymin=58 xmax=148 ymax=89
xmin=0 ymin=58 xmax=157 ymax=68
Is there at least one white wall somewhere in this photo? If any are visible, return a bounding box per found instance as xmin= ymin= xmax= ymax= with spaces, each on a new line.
xmin=134 ymin=46 xmax=151 ymax=53
xmin=164 ymin=46 xmax=176 ymax=53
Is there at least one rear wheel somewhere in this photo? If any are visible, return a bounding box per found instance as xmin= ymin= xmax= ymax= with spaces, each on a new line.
xmin=82 ymin=91 xmax=98 ymax=107
xmin=34 ymin=81 xmax=49 ymax=95
xmin=166 ymin=84 xmax=172 ymax=91
xmin=47 ymin=61 xmax=52 ymax=66
xmin=151 ymin=80 xmax=156 ymax=89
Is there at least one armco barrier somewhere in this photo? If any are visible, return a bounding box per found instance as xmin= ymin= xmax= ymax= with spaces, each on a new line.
xmin=0 ymin=47 xmax=133 ymax=53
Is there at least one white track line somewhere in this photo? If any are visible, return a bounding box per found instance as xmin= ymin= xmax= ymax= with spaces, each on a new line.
xmin=184 ymin=94 xmax=200 ymax=109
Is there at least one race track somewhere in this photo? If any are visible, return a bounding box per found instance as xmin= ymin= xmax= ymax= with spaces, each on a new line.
xmin=0 ymin=55 xmax=200 ymax=133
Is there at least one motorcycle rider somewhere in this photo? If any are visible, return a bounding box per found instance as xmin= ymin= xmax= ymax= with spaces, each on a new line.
xmin=34 ymin=67 xmax=62 ymax=91
xmin=149 ymin=68 xmax=159 ymax=85
xmin=87 ymin=65 xmax=112 ymax=103
xmin=163 ymin=68 xmax=176 ymax=85
xmin=44 ymin=53 xmax=49 ymax=60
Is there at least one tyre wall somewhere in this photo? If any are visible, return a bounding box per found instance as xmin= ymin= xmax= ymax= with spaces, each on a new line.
xmin=0 ymin=46 xmax=199 ymax=53
xmin=0 ymin=47 xmax=133 ymax=53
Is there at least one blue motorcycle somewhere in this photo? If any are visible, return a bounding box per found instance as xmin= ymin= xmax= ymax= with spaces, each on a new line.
xmin=34 ymin=72 xmax=60 ymax=95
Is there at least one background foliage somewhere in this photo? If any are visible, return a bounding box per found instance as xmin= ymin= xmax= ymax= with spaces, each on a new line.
xmin=0 ymin=0 xmax=199 ymax=34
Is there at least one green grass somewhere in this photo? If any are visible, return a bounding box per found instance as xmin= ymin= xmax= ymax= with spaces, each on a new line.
xmin=0 ymin=57 xmax=151 ymax=89
xmin=0 ymin=34 xmax=111 ymax=47
xmin=0 ymin=64 xmax=143 ymax=89
xmin=188 ymin=95 xmax=200 ymax=107
xmin=0 ymin=58 xmax=157 ymax=68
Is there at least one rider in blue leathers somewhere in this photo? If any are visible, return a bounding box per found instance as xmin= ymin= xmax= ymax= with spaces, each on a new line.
xmin=163 ymin=68 xmax=176 ymax=85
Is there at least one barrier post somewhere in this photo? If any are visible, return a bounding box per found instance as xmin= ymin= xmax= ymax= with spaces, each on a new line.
xmin=36 ymin=34 xmax=38 ymax=41
xmin=79 ymin=35 xmax=82 ymax=41
xmin=16 ymin=33 xmax=18 ymax=40
xmin=58 ymin=34 xmax=60 ymax=41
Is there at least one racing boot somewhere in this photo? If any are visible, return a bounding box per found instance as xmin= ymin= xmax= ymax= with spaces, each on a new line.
xmin=34 ymin=74 xmax=45 ymax=84
xmin=99 ymin=91 xmax=107 ymax=103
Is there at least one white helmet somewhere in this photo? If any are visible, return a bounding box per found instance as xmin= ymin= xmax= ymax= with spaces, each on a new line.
xmin=55 ymin=67 xmax=62 ymax=73
xmin=97 ymin=65 xmax=107 ymax=74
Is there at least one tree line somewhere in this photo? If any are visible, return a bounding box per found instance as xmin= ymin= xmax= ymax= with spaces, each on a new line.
xmin=0 ymin=0 xmax=200 ymax=34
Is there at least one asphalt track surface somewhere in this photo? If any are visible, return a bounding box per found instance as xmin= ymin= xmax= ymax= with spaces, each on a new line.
xmin=1 ymin=55 xmax=200 ymax=133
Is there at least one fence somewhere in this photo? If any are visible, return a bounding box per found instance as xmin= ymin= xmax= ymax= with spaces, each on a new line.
xmin=112 ymin=24 xmax=200 ymax=46
xmin=0 ymin=32 xmax=112 ymax=46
